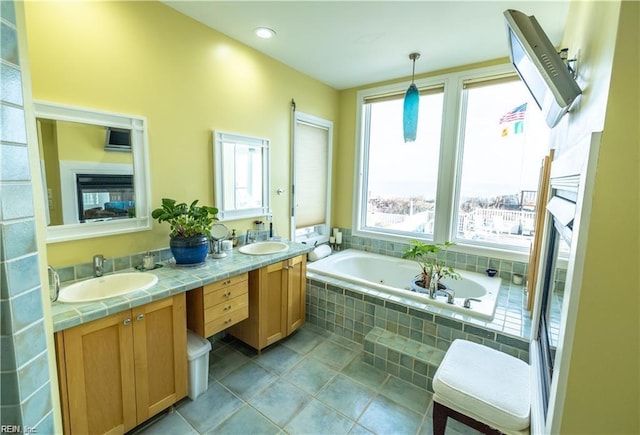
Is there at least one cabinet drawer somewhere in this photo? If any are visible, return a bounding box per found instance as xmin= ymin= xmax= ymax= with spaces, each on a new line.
xmin=205 ymin=294 xmax=248 ymax=320
xmin=204 ymin=297 xmax=249 ymax=337
xmin=203 ymin=281 xmax=248 ymax=308
xmin=204 ymin=273 xmax=248 ymax=293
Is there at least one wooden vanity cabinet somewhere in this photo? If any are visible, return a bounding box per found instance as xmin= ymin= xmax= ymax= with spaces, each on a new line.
xmin=228 ymin=255 xmax=306 ymax=351
xmin=186 ymin=272 xmax=249 ymax=338
xmin=55 ymin=294 xmax=187 ymax=435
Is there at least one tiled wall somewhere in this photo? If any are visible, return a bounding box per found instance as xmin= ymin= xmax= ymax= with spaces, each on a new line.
xmin=0 ymin=2 xmax=54 ymax=431
xmin=305 ymin=277 xmax=530 ymax=391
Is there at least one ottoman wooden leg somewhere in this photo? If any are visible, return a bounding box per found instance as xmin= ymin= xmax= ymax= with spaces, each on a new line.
xmin=433 ymin=401 xmax=449 ymax=435
xmin=434 ymin=400 xmax=503 ymax=435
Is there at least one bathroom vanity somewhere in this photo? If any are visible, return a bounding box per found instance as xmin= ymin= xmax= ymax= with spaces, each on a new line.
xmin=50 ymin=242 xmax=310 ymax=434
xmin=227 ymin=255 xmax=307 ymax=351
xmin=54 ymin=295 xmax=187 ymax=434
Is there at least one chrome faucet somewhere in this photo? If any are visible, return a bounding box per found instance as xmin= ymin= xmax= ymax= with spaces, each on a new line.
xmin=245 ymin=229 xmax=257 ymax=244
xmin=429 ymin=274 xmax=439 ymax=299
xmin=93 ymin=254 xmax=105 ymax=277
xmin=437 ymin=288 xmax=456 ymax=304
xmin=48 ymin=265 xmax=60 ymax=302
xmin=464 ymin=298 xmax=482 ymax=309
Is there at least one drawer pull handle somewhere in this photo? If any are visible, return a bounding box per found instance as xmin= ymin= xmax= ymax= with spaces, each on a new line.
xmin=123 ymin=318 xmax=132 ymax=326
xmin=223 ymin=318 xmax=233 ymax=324
xmin=224 ymin=279 xmax=232 ymax=285
xmin=136 ymin=314 xmax=144 ymax=321
xmin=223 ymin=305 xmax=232 ymax=311
xmin=224 ymin=291 xmax=232 ymax=298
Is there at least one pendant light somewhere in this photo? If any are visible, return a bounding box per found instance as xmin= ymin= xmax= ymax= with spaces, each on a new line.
xmin=403 ymin=52 xmax=421 ymax=142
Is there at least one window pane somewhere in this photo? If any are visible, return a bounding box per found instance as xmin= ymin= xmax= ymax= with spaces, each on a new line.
xmin=455 ymin=79 xmax=550 ymax=249
xmin=363 ymin=91 xmax=444 ymax=237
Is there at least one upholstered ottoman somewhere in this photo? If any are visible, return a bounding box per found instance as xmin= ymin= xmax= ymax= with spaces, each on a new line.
xmin=432 ymin=339 xmax=530 ymax=435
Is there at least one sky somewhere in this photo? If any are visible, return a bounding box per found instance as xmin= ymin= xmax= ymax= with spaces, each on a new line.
xmin=366 ymin=79 xmax=549 ymax=200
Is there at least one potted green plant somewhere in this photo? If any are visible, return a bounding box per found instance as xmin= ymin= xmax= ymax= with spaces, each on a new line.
xmin=152 ymin=198 xmax=218 ymax=265
xmin=402 ymin=240 xmax=460 ymax=294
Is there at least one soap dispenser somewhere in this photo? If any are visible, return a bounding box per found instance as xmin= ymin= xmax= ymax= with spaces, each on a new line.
xmin=231 ymin=229 xmax=238 ymax=247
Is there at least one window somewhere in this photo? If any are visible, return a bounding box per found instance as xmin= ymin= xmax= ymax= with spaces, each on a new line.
xmin=354 ymin=65 xmax=550 ymax=253
xmin=360 ymin=88 xmax=444 ymax=238
xmin=292 ymin=112 xmax=333 ymax=244
xmin=454 ymin=77 xmax=550 ymax=249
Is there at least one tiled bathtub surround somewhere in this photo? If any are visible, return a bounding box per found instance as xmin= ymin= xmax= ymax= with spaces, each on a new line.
xmin=306 ymin=261 xmax=530 ymax=391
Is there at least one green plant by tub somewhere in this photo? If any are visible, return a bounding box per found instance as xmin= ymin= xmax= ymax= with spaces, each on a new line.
xmin=402 ymin=240 xmax=460 ymax=289
xmin=151 ymin=198 xmax=218 ymax=237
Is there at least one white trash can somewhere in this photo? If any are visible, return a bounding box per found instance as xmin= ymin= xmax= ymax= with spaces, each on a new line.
xmin=186 ymin=329 xmax=212 ymax=400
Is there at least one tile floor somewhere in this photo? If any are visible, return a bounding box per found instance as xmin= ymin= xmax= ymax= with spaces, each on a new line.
xmin=134 ymin=324 xmax=481 ymax=435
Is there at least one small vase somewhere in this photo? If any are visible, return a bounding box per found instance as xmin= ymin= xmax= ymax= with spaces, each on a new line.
xmin=170 ymin=235 xmax=209 ymax=265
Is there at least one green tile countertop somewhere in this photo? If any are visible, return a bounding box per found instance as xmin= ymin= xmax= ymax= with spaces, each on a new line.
xmin=50 ymin=242 xmax=312 ymax=332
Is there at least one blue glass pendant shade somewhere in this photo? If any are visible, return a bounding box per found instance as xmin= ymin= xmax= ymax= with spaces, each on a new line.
xmin=403 ymin=83 xmax=419 ymax=142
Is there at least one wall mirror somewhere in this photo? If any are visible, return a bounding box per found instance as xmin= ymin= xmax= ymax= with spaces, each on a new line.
xmin=213 ymin=131 xmax=270 ymax=221
xmin=34 ymin=101 xmax=151 ymax=243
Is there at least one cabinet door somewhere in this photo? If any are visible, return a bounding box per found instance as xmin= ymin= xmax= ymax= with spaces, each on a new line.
xmin=261 ymin=261 xmax=288 ymax=348
xmin=132 ymin=294 xmax=187 ymax=422
xmin=61 ymin=311 xmax=137 ymax=434
xmin=287 ymin=255 xmax=307 ymax=334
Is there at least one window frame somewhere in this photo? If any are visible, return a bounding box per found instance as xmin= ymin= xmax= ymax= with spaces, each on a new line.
xmin=352 ymin=63 xmax=536 ymax=261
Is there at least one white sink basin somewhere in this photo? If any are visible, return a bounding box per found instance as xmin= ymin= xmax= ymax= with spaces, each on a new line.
xmin=239 ymin=241 xmax=289 ymax=255
xmin=57 ymin=273 xmax=158 ymax=303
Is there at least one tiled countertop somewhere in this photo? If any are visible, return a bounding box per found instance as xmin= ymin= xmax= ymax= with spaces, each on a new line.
xmin=50 ymin=242 xmax=312 ymax=332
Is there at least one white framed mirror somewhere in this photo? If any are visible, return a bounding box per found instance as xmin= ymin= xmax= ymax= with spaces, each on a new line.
xmin=34 ymin=101 xmax=152 ymax=243
xmin=213 ymin=131 xmax=270 ymax=221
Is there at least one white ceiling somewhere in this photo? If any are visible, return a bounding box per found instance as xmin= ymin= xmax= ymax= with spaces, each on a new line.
xmin=163 ymin=1 xmax=571 ymax=90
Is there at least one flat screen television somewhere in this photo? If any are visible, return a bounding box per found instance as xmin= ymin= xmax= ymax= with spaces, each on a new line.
xmin=504 ymin=9 xmax=581 ymax=128
xmin=105 ymin=127 xmax=132 ymax=152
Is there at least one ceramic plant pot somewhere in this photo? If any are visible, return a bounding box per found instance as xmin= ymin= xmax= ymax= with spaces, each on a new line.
xmin=410 ymin=276 xmax=449 ymax=294
xmin=170 ymin=235 xmax=209 ymax=265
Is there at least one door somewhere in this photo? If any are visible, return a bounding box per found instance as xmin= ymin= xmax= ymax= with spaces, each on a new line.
xmin=62 ymin=310 xmax=137 ymax=434
xmin=133 ymin=294 xmax=187 ymax=422
xmin=287 ymin=255 xmax=306 ymax=334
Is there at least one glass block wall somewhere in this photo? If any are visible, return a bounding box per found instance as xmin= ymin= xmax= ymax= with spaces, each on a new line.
xmin=0 ymin=1 xmax=55 ymax=431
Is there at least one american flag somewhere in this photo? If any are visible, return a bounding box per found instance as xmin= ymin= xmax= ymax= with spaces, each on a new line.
xmin=499 ymin=103 xmax=528 ymax=124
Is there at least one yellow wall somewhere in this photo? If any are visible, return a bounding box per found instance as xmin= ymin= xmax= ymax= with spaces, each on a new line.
xmin=557 ymin=1 xmax=639 ymax=433
xmin=55 ymin=121 xmax=132 ymax=164
xmin=24 ymin=1 xmax=339 ymax=266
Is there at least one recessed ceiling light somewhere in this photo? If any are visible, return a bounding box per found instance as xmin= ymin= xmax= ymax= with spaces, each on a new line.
xmin=255 ymin=27 xmax=276 ymax=39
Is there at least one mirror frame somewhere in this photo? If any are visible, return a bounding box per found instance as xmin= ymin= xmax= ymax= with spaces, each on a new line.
xmin=34 ymin=100 xmax=152 ymax=243
xmin=213 ymin=130 xmax=270 ymax=221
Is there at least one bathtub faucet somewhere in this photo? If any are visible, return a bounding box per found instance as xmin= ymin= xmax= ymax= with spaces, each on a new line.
xmin=429 ymin=275 xmax=439 ymax=299
xmin=464 ymin=298 xmax=482 ymax=308
xmin=437 ymin=288 xmax=455 ymax=304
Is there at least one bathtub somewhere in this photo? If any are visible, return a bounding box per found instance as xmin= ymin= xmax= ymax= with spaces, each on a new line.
xmin=306 ymin=249 xmax=501 ymax=320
